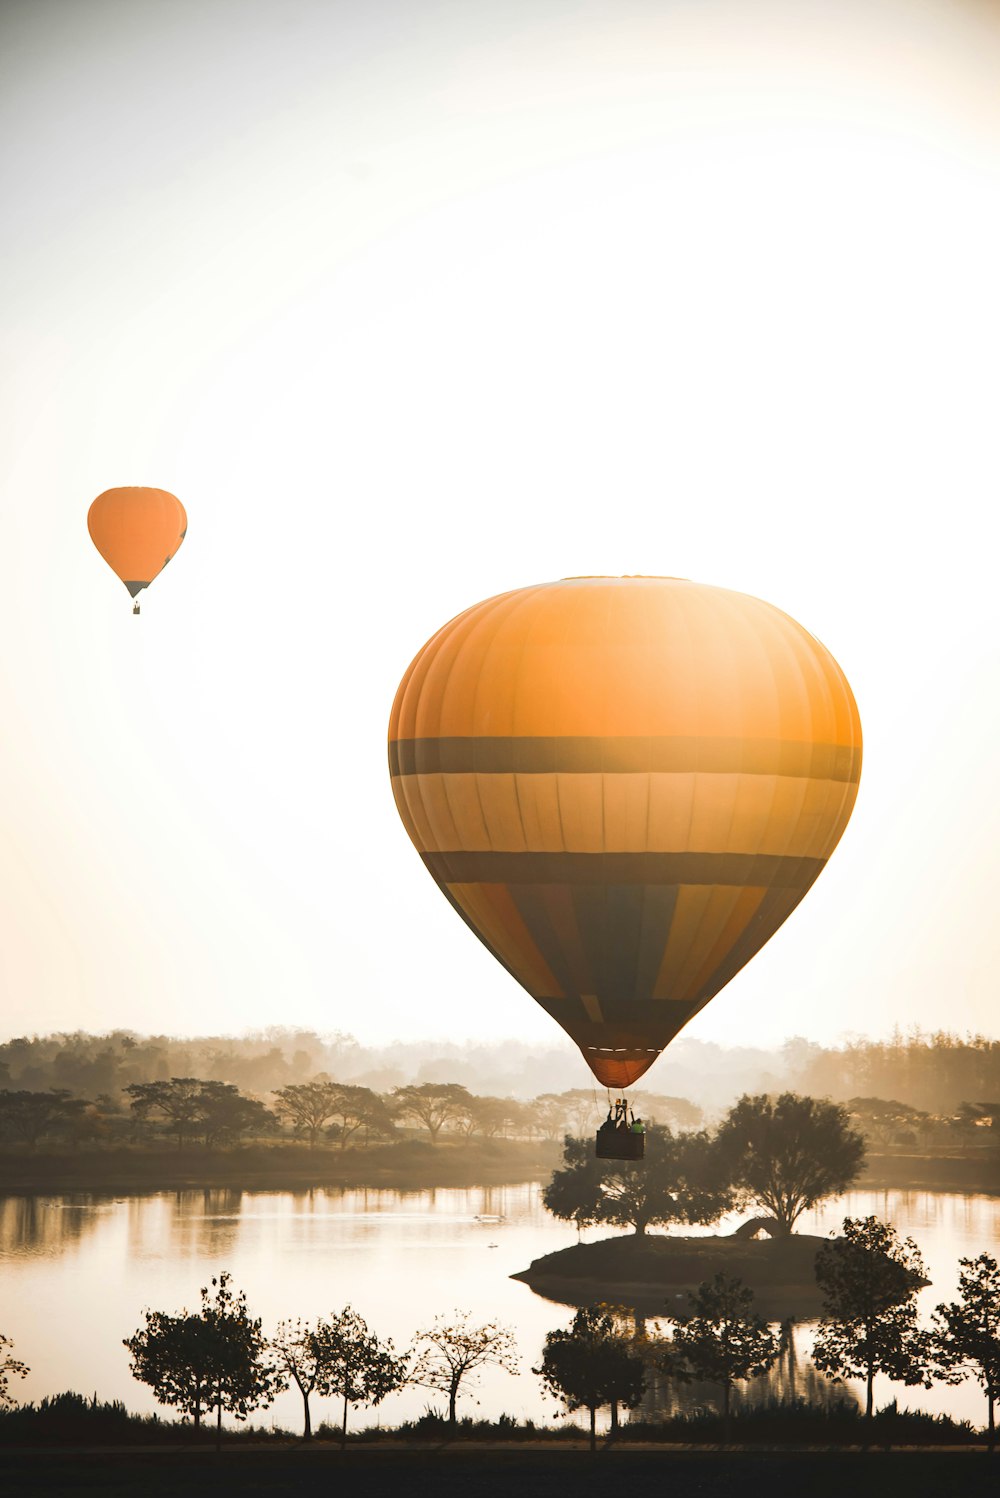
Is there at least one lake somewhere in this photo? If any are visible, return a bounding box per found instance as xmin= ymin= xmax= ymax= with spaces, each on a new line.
xmin=1 ymin=1184 xmax=997 ymax=1432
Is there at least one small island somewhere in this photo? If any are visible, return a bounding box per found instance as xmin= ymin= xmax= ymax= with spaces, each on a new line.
xmin=513 ymin=1227 xmax=830 ymax=1319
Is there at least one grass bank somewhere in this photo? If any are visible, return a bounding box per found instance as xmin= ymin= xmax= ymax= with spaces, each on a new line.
xmin=859 ymin=1149 xmax=999 ymax=1193
xmin=0 ymin=1138 xmax=561 ymax=1195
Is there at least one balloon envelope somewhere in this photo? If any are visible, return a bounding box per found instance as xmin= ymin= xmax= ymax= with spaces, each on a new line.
xmin=389 ymin=577 xmax=862 ymax=1089
xmin=87 ymin=487 xmax=187 ymax=601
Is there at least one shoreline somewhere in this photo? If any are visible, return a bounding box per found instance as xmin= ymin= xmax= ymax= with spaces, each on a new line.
xmin=0 ymin=1146 xmax=994 ymax=1199
xmin=0 ymin=1140 xmax=561 ymax=1196
xmin=512 ymin=1231 xmax=832 ymax=1318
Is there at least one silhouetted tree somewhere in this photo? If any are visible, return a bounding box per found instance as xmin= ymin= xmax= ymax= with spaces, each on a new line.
xmin=411 ymin=1312 xmax=518 ymax=1430
xmin=932 ymin=1252 xmax=1000 ymax=1450
xmin=310 ymin=1307 xmax=408 ymax=1444
xmin=812 ymin=1216 xmax=930 ymax=1430
xmin=716 ymin=1093 xmax=866 ymax=1234
xmin=0 ymin=1089 xmax=88 ymax=1148
xmin=270 ymin=1319 xmax=324 ymax=1439
xmin=535 ymin=1305 xmax=646 ymax=1449
xmin=544 ymin=1126 xmax=735 ymax=1236
xmin=391 ymin=1083 xmax=472 ymax=1143
xmin=124 ymin=1079 xmax=205 ymax=1151
xmin=0 ymin=1334 xmax=29 ymax=1410
xmin=196 ymin=1084 xmax=275 ymax=1147
xmin=664 ymin=1274 xmax=780 ymax=1443
xmin=455 ymin=1095 xmax=525 ymax=1139
xmin=125 ymin=1272 xmax=276 ymax=1444
xmin=322 ymin=1085 xmax=395 ymax=1149
xmin=273 ymin=1081 xmax=343 ymax=1148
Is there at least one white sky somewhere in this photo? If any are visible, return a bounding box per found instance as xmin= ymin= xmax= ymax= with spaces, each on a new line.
xmin=1 ymin=0 xmax=999 ymax=1060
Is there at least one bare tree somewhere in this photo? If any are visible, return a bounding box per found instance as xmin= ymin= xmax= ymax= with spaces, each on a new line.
xmin=411 ymin=1311 xmax=518 ymax=1429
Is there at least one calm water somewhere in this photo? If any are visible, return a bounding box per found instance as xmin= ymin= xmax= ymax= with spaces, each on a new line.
xmin=0 ymin=1184 xmax=997 ymax=1432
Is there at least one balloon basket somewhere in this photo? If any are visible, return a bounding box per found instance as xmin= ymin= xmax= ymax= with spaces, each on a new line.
xmin=595 ymin=1123 xmax=645 ymax=1161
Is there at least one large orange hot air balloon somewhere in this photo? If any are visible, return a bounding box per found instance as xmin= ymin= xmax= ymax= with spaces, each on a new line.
xmin=389 ymin=577 xmax=861 ymax=1093
xmin=87 ymin=487 xmax=187 ymax=613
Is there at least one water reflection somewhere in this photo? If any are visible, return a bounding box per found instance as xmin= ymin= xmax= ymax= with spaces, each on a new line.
xmin=636 ymin=1319 xmax=859 ymax=1422
xmin=0 ymin=1183 xmax=995 ymax=1430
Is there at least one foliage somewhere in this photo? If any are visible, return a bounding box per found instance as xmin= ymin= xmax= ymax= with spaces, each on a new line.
xmin=455 ymin=1095 xmax=527 ymax=1138
xmin=931 ymin=1252 xmax=1000 ymax=1448
xmin=664 ymin=1274 xmax=780 ymax=1442
xmin=0 ymin=1333 xmax=29 ymax=1410
xmin=410 ymin=1311 xmax=519 ymax=1428
xmin=812 ymin=1216 xmax=931 ymax=1424
xmin=273 ymin=1081 xmax=344 ymax=1147
xmin=715 ymin=1092 xmax=866 ymax=1234
xmin=124 ymin=1080 xmax=274 ymax=1150
xmin=124 ymin=1272 xmax=276 ymax=1435
xmin=786 ymin=1028 xmax=1000 ymax=1115
xmin=0 ymin=1089 xmax=89 ymax=1148
xmin=846 ymin=1097 xmax=932 ymax=1149
xmin=391 ymin=1084 xmax=473 ymax=1142
xmin=323 ymin=1085 xmax=396 ymax=1147
xmin=543 ymin=1125 xmax=735 ymax=1236
xmin=310 ymin=1307 xmax=408 ymax=1442
xmin=535 ymin=1305 xmax=646 ymax=1449
xmin=271 ymin=1309 xmax=405 ymax=1441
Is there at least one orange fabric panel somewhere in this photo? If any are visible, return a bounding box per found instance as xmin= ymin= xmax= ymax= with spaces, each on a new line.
xmin=88 ymin=487 xmax=187 ymax=593
xmin=389 ymin=578 xmax=860 ymax=748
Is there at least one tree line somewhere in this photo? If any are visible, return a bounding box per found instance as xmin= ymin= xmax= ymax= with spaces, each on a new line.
xmin=3 ymin=1228 xmax=998 ymax=1449
xmin=2 ymin=1026 xmax=999 ymax=1115
xmin=0 ymin=1079 xmax=700 ymax=1152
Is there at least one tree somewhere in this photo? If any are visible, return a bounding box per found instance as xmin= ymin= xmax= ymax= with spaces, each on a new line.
xmin=715 ymin=1092 xmax=866 ymax=1235
xmin=410 ymin=1312 xmax=518 ymax=1430
xmin=196 ymin=1083 xmax=274 ymax=1147
xmin=124 ymin=1079 xmax=272 ymax=1150
xmin=812 ymin=1215 xmax=931 ymax=1428
xmin=543 ymin=1126 xmax=735 ymax=1236
xmin=322 ymin=1085 xmax=395 ymax=1149
xmin=125 ymin=1272 xmax=276 ymax=1444
xmin=310 ymin=1307 xmax=408 ymax=1444
xmin=124 ymin=1310 xmax=220 ymax=1430
xmin=0 ymin=1089 xmax=88 ymax=1148
xmin=270 ymin=1319 xmax=325 ymax=1439
xmin=0 ymin=1333 xmax=29 ymax=1410
xmin=456 ymin=1095 xmax=525 ymax=1139
xmin=535 ymin=1306 xmax=646 ymax=1450
xmin=665 ymin=1274 xmax=780 ymax=1443
xmin=124 ymin=1079 xmax=206 ymax=1151
xmin=391 ymin=1083 xmax=472 ymax=1143
xmin=273 ymin=1081 xmax=344 ymax=1148
xmin=931 ymin=1252 xmax=1000 ymax=1450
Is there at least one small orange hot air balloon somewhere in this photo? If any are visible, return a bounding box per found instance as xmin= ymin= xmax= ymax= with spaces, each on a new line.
xmin=87 ymin=487 xmax=187 ymax=614
xmin=389 ymin=577 xmax=862 ymax=1133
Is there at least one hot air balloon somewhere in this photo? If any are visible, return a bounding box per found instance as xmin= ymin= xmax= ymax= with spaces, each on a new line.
xmin=87 ymin=487 xmax=187 ymax=613
xmin=388 ymin=577 xmax=861 ymax=1158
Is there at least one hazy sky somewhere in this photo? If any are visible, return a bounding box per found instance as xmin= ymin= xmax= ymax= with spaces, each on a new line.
xmin=2 ymin=0 xmax=999 ymax=1064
